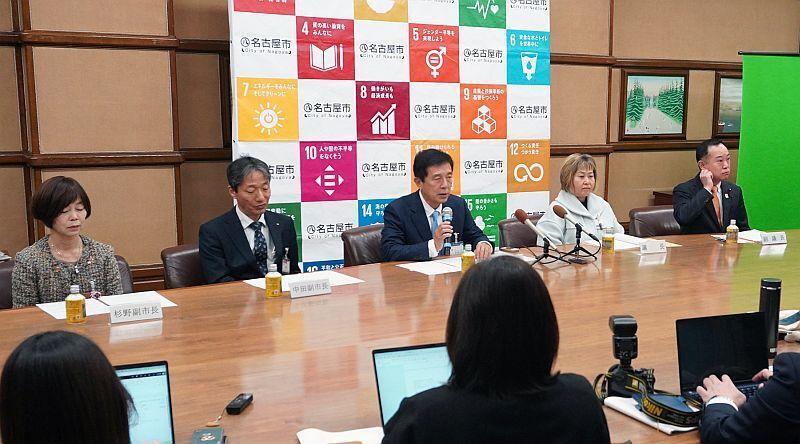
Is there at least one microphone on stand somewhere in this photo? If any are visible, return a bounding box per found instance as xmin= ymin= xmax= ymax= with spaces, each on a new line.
xmin=551 ymin=204 xmax=598 ymax=261
xmin=442 ymin=206 xmax=453 ymax=255
xmin=552 ymin=205 xmax=600 ymax=242
xmin=513 ymin=209 xmax=568 ymax=265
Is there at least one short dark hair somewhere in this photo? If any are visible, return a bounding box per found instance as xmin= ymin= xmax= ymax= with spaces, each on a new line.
xmin=31 ymin=176 xmax=92 ymax=228
xmin=0 ymin=331 xmax=134 ymax=444
xmin=228 ymin=156 xmax=271 ymax=191
xmin=696 ymin=138 xmax=724 ymax=162
xmin=446 ymin=256 xmax=559 ymax=395
xmin=413 ymin=149 xmax=453 ymax=181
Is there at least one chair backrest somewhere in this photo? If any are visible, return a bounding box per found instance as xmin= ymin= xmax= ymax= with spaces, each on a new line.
xmin=628 ymin=205 xmax=681 ymax=237
xmin=0 ymin=259 xmax=14 ymax=309
xmin=342 ymin=224 xmax=384 ymax=267
xmin=115 ymin=255 xmax=134 ymax=294
xmin=160 ymin=244 xmax=204 ymax=289
xmin=497 ymin=213 xmax=543 ymax=248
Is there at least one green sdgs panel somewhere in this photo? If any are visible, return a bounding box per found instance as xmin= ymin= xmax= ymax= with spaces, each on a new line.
xmin=739 ymin=54 xmax=800 ymax=230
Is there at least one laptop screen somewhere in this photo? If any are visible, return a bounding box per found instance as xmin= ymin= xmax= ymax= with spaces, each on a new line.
xmin=116 ymin=361 xmax=175 ymax=444
xmin=372 ymin=344 xmax=451 ymax=426
xmin=676 ymin=312 xmax=768 ymax=393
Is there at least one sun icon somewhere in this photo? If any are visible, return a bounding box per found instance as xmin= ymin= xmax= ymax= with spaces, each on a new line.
xmin=253 ymin=103 xmax=284 ymax=136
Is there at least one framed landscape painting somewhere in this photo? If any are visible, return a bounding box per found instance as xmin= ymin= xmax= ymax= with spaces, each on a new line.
xmin=620 ymin=70 xmax=688 ymax=140
xmin=713 ymin=72 xmax=742 ymax=137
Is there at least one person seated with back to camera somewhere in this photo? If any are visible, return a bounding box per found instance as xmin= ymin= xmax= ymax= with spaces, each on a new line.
xmin=12 ymin=176 xmax=123 ymax=308
xmin=382 ymin=256 xmax=611 ymax=444
xmin=537 ymin=153 xmax=623 ymax=246
xmin=0 ymin=330 xmax=135 ymax=444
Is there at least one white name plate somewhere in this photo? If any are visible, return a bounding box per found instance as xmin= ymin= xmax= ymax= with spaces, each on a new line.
xmin=109 ymin=300 xmax=163 ymax=324
xmin=761 ymin=232 xmax=788 ymax=245
xmin=640 ymin=239 xmax=667 ymax=255
xmin=289 ymin=278 xmax=332 ymax=299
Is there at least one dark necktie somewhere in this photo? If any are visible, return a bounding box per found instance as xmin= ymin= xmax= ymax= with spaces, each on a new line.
xmin=250 ymin=221 xmax=269 ymax=276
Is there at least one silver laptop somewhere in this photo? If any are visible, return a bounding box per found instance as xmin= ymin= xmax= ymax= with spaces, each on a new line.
xmin=372 ymin=343 xmax=451 ymax=426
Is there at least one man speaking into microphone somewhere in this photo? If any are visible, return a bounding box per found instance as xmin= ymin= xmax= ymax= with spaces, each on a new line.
xmin=381 ymin=149 xmax=492 ymax=261
xmin=537 ymin=154 xmax=623 ymax=246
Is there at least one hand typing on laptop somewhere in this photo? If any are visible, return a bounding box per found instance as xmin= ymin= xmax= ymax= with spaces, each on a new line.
xmin=697 ymin=369 xmax=772 ymax=409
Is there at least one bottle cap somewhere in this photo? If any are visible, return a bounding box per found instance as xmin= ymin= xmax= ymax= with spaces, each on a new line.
xmin=730 ymin=219 xmax=736 ymax=225
xmin=268 ymin=263 xmax=278 ymax=272
xmin=69 ymin=284 xmax=80 ymax=294
xmin=465 ymin=244 xmax=472 ymax=252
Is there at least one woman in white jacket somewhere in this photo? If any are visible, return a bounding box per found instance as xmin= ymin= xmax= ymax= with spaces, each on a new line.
xmin=537 ymin=153 xmax=624 ymax=246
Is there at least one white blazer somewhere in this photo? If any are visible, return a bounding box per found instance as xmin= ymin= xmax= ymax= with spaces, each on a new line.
xmin=537 ymin=190 xmax=624 ymax=246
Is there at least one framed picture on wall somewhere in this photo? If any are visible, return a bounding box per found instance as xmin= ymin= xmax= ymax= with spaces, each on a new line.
xmin=713 ymin=72 xmax=742 ymax=137
xmin=619 ymin=69 xmax=689 ymax=140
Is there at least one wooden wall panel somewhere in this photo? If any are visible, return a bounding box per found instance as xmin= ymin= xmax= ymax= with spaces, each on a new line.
xmin=34 ymin=48 xmax=173 ymax=153
xmin=549 ymin=155 xmax=607 ymax=203
xmin=173 ymin=0 xmax=229 ymax=40
xmin=551 ymin=0 xmax=610 ymax=56
xmin=41 ymin=168 xmax=177 ymax=265
xmin=180 ymin=161 xmax=231 ymax=245
xmin=0 ymin=167 xmax=29 ymax=255
xmin=609 ymin=68 xmax=620 ymax=143
xmin=686 ymin=70 xmax=714 ymax=141
xmin=551 ymin=65 xmax=608 ymax=146
xmin=28 ymin=0 xmax=168 ymax=35
xmin=614 ymin=0 xmax=800 ymax=62
xmin=0 ymin=0 xmax=12 ymax=31
xmin=177 ymin=53 xmax=223 ymax=149
xmin=0 ymin=47 xmax=21 ymax=151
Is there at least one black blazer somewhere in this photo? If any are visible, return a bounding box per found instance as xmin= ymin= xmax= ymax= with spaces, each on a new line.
xmin=700 ymin=352 xmax=800 ymax=444
xmin=382 ymin=374 xmax=611 ymax=444
xmin=380 ymin=191 xmax=491 ymax=262
xmin=673 ymin=175 xmax=750 ymax=234
xmin=199 ymin=207 xmax=300 ymax=283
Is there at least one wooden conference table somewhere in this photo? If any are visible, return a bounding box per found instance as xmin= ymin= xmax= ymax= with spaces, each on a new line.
xmin=0 ymin=232 xmax=797 ymax=443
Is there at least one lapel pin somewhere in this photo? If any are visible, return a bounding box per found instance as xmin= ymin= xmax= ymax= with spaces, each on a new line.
xmin=724 ymin=194 xmax=729 ymax=199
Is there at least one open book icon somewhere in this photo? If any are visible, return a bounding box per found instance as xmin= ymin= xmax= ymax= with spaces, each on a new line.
xmin=310 ymin=44 xmax=343 ymax=71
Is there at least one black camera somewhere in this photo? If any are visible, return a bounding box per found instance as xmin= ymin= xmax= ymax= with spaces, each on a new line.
xmin=604 ymin=315 xmax=655 ymax=397
xmin=610 ymin=315 xmax=638 ymax=369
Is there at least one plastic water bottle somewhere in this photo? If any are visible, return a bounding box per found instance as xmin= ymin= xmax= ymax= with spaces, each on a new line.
xmin=265 ymin=264 xmax=282 ymax=298
xmin=726 ymin=219 xmax=739 ymax=243
xmin=461 ymin=244 xmax=475 ymax=272
xmin=65 ymin=284 xmax=86 ymax=324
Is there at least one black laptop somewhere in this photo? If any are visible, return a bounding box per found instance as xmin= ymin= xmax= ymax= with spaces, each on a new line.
xmin=676 ymin=312 xmax=768 ymax=402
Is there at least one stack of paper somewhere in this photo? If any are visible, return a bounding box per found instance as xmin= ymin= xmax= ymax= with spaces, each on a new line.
xmin=36 ymin=291 xmax=177 ymax=320
xmin=614 ymin=233 xmax=681 ymax=250
xmin=297 ymin=427 xmax=383 ymax=444
xmin=396 ymin=261 xmax=460 ymax=275
xmin=244 ymin=270 xmax=365 ymax=292
xmin=0 ymin=251 xmax=10 ymax=261
xmin=711 ymin=230 xmax=764 ymax=244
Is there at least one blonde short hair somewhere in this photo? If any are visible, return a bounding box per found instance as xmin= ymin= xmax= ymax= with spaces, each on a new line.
xmin=559 ymin=153 xmax=597 ymax=193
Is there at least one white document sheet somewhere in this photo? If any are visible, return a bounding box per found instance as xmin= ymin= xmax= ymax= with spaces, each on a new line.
xmin=614 ymin=233 xmax=681 ymax=249
xmin=603 ymin=396 xmax=697 ymax=435
xmin=396 ymin=261 xmax=461 ymax=275
xmin=297 ymin=427 xmax=384 ymax=444
xmin=711 ymin=230 xmax=763 ymax=244
xmin=36 ymin=291 xmax=177 ymax=320
xmin=244 ymin=270 xmax=365 ymax=292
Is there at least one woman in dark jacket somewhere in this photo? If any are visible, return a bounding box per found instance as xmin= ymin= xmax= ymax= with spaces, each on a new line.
xmin=383 ymin=256 xmax=610 ymax=444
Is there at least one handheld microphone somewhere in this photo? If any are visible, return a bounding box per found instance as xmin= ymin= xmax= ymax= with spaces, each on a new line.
xmin=552 ymin=204 xmax=600 ymax=242
xmin=513 ymin=209 xmax=556 ymax=246
xmin=442 ymin=206 xmax=453 ymax=250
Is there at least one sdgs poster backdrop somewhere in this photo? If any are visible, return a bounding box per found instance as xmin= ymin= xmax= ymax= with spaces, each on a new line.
xmin=229 ymin=0 xmax=550 ymax=271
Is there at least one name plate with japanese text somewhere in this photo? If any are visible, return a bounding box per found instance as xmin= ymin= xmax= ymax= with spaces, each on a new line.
xmin=109 ymin=299 xmax=163 ymax=324
xmin=289 ymin=278 xmax=332 ymax=299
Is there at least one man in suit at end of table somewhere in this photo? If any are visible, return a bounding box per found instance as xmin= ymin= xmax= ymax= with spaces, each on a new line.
xmin=199 ymin=156 xmax=300 ymax=284
xmin=381 ymin=149 xmax=492 ymax=262
xmin=673 ymin=138 xmax=750 ymax=234
xmin=697 ymin=352 xmax=800 ymax=443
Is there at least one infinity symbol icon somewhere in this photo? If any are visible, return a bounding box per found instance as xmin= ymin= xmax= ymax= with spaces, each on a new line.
xmin=514 ymin=163 xmax=544 ymax=182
